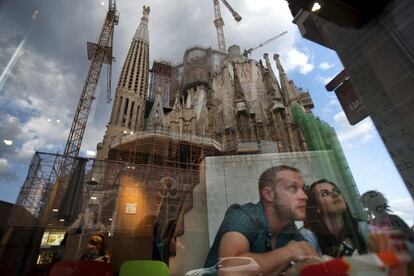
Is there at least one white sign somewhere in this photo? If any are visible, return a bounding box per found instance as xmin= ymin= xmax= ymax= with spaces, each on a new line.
xmin=125 ymin=203 xmax=137 ymax=214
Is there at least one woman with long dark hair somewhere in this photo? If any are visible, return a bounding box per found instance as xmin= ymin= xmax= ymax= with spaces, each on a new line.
xmin=300 ymin=179 xmax=368 ymax=257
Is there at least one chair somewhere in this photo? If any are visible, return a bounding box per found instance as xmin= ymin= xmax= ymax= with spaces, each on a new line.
xmin=48 ymin=260 xmax=113 ymax=276
xmin=119 ymin=260 xmax=169 ymax=276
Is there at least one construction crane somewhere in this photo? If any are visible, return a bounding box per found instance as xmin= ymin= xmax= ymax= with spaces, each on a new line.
xmin=243 ymin=31 xmax=288 ymax=56
xmin=213 ymin=0 xmax=242 ymax=52
xmin=61 ymin=0 xmax=118 ymax=175
xmin=220 ymin=0 xmax=242 ymax=22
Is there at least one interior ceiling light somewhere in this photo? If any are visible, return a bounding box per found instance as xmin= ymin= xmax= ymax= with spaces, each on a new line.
xmin=56 ymin=119 xmax=60 ymax=123
xmin=123 ymin=130 xmax=128 ymax=134
xmin=47 ymin=118 xmax=52 ymax=122
xmin=90 ymin=196 xmax=97 ymax=200
xmin=59 ymin=219 xmax=65 ymax=222
xmin=311 ymin=2 xmax=321 ymax=12
xmin=3 ymin=140 xmax=13 ymax=146
xmin=52 ymin=208 xmax=59 ymax=212
xmin=86 ymin=150 xmax=96 ymax=156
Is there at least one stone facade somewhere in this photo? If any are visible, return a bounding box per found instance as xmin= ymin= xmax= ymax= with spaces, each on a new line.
xmin=98 ymin=42 xmax=314 ymax=160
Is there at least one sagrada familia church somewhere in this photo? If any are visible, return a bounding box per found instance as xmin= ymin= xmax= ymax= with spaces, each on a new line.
xmin=10 ymin=6 xmax=363 ymax=275
xmin=97 ymin=7 xmax=312 ymax=161
xmin=85 ymin=7 xmax=361 ymax=273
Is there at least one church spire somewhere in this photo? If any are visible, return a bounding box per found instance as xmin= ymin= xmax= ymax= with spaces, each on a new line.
xmin=133 ymin=6 xmax=150 ymax=43
xmin=97 ymin=6 xmax=150 ymax=160
xmin=263 ymin=53 xmax=283 ymax=102
xmin=110 ymin=5 xmax=150 ymax=130
xmin=273 ymin=54 xmax=297 ymax=104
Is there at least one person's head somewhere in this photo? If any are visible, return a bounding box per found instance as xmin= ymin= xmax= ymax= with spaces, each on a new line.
xmin=360 ymin=190 xmax=390 ymax=214
xmin=258 ymin=165 xmax=307 ymax=221
xmin=89 ymin=235 xmax=102 ymax=248
xmin=306 ymin=179 xmax=347 ymax=219
xmin=304 ymin=179 xmax=367 ymax=256
xmin=89 ymin=234 xmax=105 ymax=255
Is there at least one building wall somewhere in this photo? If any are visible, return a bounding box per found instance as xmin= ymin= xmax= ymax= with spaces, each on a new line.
xmin=169 ymin=160 xmax=210 ymax=276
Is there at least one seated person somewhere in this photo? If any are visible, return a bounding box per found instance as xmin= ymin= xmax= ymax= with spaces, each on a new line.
xmin=361 ymin=190 xmax=414 ymax=242
xmin=361 ymin=190 xmax=414 ymax=257
xmin=300 ymin=179 xmax=368 ymax=257
xmin=204 ymin=165 xmax=319 ymax=275
xmin=80 ymin=234 xmax=111 ymax=263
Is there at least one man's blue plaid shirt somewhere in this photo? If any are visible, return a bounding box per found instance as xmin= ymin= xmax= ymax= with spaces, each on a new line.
xmin=204 ymin=201 xmax=304 ymax=268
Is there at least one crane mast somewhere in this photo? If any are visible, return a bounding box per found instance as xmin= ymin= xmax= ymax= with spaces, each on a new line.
xmin=61 ymin=0 xmax=118 ymax=175
xmin=213 ymin=0 xmax=226 ymax=52
xmin=213 ymin=0 xmax=241 ymax=52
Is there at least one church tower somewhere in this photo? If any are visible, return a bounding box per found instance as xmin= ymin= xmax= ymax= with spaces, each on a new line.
xmin=97 ymin=6 xmax=150 ymax=159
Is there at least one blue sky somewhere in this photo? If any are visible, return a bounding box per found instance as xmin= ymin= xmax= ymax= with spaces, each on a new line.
xmin=0 ymin=0 xmax=412 ymax=225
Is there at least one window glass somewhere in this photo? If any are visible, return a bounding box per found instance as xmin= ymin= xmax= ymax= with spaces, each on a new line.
xmin=0 ymin=0 xmax=413 ymax=275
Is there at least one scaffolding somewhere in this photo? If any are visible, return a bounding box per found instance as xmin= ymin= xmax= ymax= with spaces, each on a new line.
xmin=149 ymin=60 xmax=174 ymax=107
xmin=291 ymin=103 xmax=366 ymax=219
xmin=18 ymin=153 xmax=199 ymax=234
xmin=13 ymin=153 xmax=117 ymax=227
xmin=7 ymin=149 xmax=206 ymax=267
xmin=11 ymin=123 xmax=221 ymax=232
xmin=105 ymin=127 xmax=222 ymax=234
xmin=16 ymin=152 xmax=62 ymax=218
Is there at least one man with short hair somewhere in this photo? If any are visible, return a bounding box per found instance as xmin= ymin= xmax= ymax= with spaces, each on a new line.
xmin=204 ymin=165 xmax=318 ymax=275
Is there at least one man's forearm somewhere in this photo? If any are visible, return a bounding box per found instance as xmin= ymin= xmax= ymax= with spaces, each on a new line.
xmin=219 ymin=247 xmax=294 ymax=275
xmin=218 ymin=246 xmax=320 ymax=275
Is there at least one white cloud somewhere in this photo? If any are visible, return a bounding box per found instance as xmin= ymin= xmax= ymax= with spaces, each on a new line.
xmin=389 ymin=198 xmax=414 ymax=226
xmin=281 ymin=48 xmax=314 ymax=74
xmin=1 ymin=48 xmax=79 ymax=122
xmin=333 ymin=111 xmax=375 ymax=143
xmin=0 ymin=158 xmax=9 ymax=169
xmin=319 ymin=61 xmax=334 ymax=70
xmin=17 ymin=116 xmax=68 ymax=158
xmin=0 ymin=48 xmax=79 ymax=162
xmin=2 ymin=114 xmax=23 ymax=136
xmin=0 ymin=114 xmax=25 ymax=158
xmin=80 ymin=124 xmax=106 ymax=155
xmin=23 ymin=116 xmax=68 ymax=143
xmin=114 ymin=0 xmax=298 ymax=63
xmin=0 ymin=158 xmax=17 ymax=181
xmin=322 ymin=98 xmax=340 ymax=113
xmin=0 ymin=24 xmax=24 ymax=65
xmin=316 ymin=74 xmax=335 ymax=85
